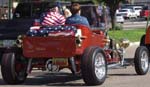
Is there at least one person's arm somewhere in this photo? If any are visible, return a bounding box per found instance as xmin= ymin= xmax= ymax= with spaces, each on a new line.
xmin=84 ymin=17 xmax=90 ymax=27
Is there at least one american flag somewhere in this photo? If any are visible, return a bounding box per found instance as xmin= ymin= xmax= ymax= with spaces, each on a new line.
xmin=40 ymin=11 xmax=66 ymax=26
xmin=26 ymin=10 xmax=76 ymax=37
xmin=26 ymin=25 xmax=77 ymax=37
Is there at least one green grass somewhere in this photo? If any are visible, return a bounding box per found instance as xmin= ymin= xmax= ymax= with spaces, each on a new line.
xmin=108 ymin=29 xmax=146 ymax=42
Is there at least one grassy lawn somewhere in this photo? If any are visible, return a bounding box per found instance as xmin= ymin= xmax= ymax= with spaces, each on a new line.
xmin=108 ymin=29 xmax=146 ymax=42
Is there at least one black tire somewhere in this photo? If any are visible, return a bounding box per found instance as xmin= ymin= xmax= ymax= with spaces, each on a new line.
xmin=121 ymin=22 xmax=124 ymax=24
xmin=81 ymin=47 xmax=107 ymax=86
xmin=1 ymin=52 xmax=28 ymax=84
xmin=145 ymin=17 xmax=148 ymax=21
xmin=134 ymin=46 xmax=149 ymax=75
xmin=140 ymin=35 xmax=146 ymax=46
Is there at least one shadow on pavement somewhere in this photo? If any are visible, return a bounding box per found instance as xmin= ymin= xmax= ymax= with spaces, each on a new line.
xmin=109 ymin=73 xmax=137 ymax=77
xmin=0 ymin=72 xmax=84 ymax=86
xmin=25 ymin=73 xmax=83 ymax=86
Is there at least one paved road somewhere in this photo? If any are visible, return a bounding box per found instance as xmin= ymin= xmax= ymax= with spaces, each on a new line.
xmin=121 ymin=18 xmax=150 ymax=29
xmin=0 ymin=42 xmax=150 ymax=87
xmin=123 ymin=21 xmax=148 ymax=29
xmin=1 ymin=66 xmax=150 ymax=87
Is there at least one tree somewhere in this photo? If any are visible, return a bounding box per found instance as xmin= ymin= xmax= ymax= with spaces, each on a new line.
xmin=98 ymin=0 xmax=126 ymax=30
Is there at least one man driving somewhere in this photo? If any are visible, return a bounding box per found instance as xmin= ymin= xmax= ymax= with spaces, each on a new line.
xmin=65 ymin=3 xmax=90 ymax=27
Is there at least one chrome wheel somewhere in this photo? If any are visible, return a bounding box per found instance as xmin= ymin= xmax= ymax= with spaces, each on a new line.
xmin=140 ymin=51 xmax=149 ymax=72
xmin=95 ymin=53 xmax=106 ymax=80
xmin=81 ymin=47 xmax=107 ymax=85
xmin=134 ymin=46 xmax=149 ymax=75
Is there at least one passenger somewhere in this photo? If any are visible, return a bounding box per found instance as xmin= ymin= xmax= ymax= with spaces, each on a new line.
xmin=40 ymin=4 xmax=66 ymax=26
xmin=65 ymin=3 xmax=90 ymax=27
xmin=62 ymin=6 xmax=72 ymax=18
xmin=28 ymin=4 xmax=66 ymax=36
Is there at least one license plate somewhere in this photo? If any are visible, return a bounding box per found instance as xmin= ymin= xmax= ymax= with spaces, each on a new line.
xmin=52 ymin=58 xmax=68 ymax=67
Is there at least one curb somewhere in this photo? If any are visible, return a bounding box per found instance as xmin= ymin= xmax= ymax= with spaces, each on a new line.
xmin=129 ymin=42 xmax=140 ymax=46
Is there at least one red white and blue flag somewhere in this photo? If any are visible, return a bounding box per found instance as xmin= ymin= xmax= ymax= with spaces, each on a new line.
xmin=27 ymin=10 xmax=77 ymax=37
xmin=41 ymin=11 xmax=66 ymax=26
xmin=27 ymin=25 xmax=77 ymax=37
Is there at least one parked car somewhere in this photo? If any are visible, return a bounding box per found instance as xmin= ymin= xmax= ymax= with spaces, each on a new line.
xmin=116 ymin=13 xmax=124 ymax=24
xmin=117 ymin=8 xmax=137 ymax=19
xmin=131 ymin=6 xmax=143 ymax=17
xmin=140 ymin=6 xmax=150 ymax=20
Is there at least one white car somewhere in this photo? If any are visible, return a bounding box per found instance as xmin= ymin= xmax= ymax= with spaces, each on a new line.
xmin=132 ymin=6 xmax=142 ymax=17
xmin=117 ymin=8 xmax=137 ymax=19
xmin=116 ymin=13 xmax=124 ymax=24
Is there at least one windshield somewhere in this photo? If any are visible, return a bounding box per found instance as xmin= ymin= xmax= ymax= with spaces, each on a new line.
xmin=135 ymin=8 xmax=142 ymax=10
xmin=119 ymin=9 xmax=127 ymax=12
xmin=116 ymin=14 xmax=122 ymax=16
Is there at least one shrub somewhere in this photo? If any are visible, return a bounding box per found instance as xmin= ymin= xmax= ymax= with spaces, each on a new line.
xmin=114 ymin=24 xmax=123 ymax=30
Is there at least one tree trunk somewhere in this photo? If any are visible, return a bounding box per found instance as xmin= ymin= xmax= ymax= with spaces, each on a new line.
xmin=110 ymin=9 xmax=116 ymax=30
xmin=111 ymin=14 xmax=115 ymax=30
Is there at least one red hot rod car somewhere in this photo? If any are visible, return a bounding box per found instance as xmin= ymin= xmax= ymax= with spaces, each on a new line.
xmin=1 ymin=24 xmax=149 ymax=85
xmin=1 ymin=1 xmax=149 ymax=86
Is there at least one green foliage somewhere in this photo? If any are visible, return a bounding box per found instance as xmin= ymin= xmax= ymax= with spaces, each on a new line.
xmin=108 ymin=29 xmax=145 ymax=42
xmin=113 ymin=24 xmax=123 ymax=30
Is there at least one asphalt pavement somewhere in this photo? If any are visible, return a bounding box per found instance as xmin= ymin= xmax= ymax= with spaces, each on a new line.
xmin=123 ymin=21 xmax=148 ymax=29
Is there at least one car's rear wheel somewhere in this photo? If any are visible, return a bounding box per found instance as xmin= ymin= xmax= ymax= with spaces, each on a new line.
xmin=1 ymin=52 xmax=28 ymax=84
xmin=134 ymin=46 xmax=149 ymax=75
xmin=81 ymin=47 xmax=107 ymax=85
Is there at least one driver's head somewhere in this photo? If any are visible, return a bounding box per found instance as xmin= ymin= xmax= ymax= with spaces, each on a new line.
xmin=70 ymin=3 xmax=81 ymax=15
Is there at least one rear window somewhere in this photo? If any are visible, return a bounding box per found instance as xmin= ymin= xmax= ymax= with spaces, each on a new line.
xmin=116 ymin=14 xmax=122 ymax=16
xmin=135 ymin=8 xmax=142 ymax=10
